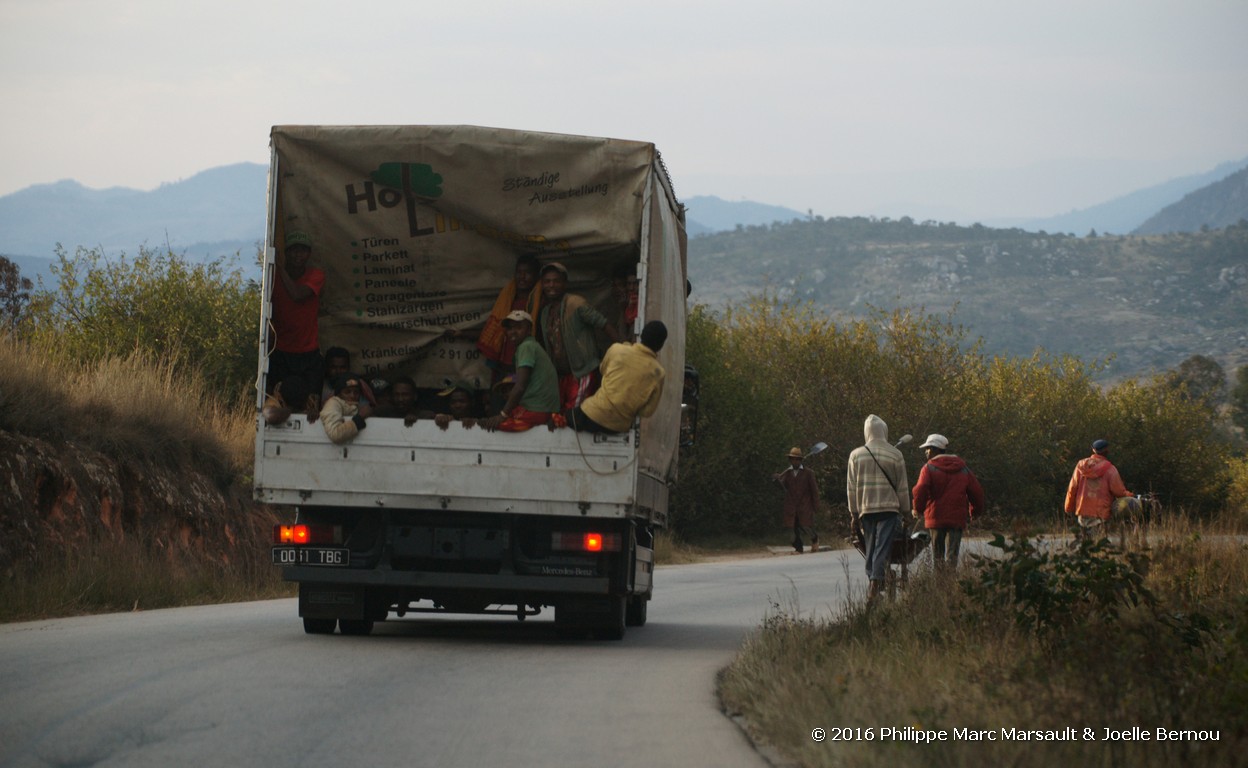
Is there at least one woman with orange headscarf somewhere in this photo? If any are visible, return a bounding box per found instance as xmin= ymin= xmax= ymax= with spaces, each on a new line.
xmin=477 ymin=254 xmax=543 ymax=381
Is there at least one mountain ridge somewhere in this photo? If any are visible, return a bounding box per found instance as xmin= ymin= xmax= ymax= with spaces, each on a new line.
xmin=1134 ymin=166 xmax=1248 ymax=235
xmin=4 ymin=160 xmax=1247 ymax=382
xmin=6 ymin=157 xmax=1247 ymax=265
xmin=996 ymin=157 xmax=1248 ymax=235
xmin=686 ymin=215 xmax=1248 ymax=382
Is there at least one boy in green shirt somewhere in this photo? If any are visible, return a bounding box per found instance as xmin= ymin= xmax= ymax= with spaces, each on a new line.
xmin=479 ymin=311 xmax=560 ymax=432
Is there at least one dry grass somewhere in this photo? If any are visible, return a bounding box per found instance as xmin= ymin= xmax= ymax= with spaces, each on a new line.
xmin=0 ymin=334 xmax=274 ymax=622
xmin=0 ymin=335 xmax=255 ymax=484
xmin=0 ymin=535 xmax=294 ymax=623
xmin=719 ymin=513 xmax=1248 ymax=767
xmin=654 ymin=530 xmax=781 ymax=565
xmin=654 ymin=529 xmax=705 ymax=565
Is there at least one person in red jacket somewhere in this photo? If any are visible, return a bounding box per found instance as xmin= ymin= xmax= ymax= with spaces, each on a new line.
xmin=1064 ymin=439 xmax=1132 ymax=543
xmin=911 ymin=434 xmax=984 ymax=568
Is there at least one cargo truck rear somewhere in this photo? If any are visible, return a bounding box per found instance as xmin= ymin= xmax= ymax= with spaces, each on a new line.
xmin=255 ymin=125 xmax=688 ymax=639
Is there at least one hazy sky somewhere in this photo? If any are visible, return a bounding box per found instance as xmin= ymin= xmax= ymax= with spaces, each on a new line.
xmin=2 ymin=0 xmax=1246 ymax=222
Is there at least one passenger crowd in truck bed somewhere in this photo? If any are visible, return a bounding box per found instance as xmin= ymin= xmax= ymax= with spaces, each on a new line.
xmin=264 ymin=235 xmax=667 ymax=444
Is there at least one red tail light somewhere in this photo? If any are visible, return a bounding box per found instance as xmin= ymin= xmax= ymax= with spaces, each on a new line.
xmin=551 ymin=532 xmax=621 ymax=552
xmin=273 ymin=524 xmax=340 ymax=545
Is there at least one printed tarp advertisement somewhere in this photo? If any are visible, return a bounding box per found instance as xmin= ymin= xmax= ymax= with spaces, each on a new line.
xmin=270 ymin=124 xmax=661 ymax=390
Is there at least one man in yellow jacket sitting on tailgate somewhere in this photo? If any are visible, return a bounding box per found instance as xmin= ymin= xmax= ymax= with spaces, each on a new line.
xmin=561 ymin=321 xmax=667 ymax=434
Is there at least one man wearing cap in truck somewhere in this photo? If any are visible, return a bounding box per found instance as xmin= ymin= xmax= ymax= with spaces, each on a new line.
xmin=478 ymin=310 xmax=561 ymax=433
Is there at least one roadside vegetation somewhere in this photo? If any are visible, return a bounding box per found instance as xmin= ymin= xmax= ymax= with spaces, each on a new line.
xmin=0 ymin=248 xmax=285 ymax=622
xmin=719 ymin=514 xmax=1248 ymax=767
xmin=682 ymin=295 xmax=1247 ymax=765
xmin=0 ymin=535 xmax=294 ymax=624
xmin=673 ymin=296 xmax=1247 ymax=543
xmin=0 ymin=335 xmax=292 ymax=622
xmin=3 ymin=245 xmax=259 ymax=481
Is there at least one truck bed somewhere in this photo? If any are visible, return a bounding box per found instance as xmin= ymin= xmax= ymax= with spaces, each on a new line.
xmin=255 ymin=416 xmax=665 ymax=520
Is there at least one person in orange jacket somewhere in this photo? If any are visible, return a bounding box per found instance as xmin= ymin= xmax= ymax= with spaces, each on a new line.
xmin=1064 ymin=439 xmax=1132 ymax=542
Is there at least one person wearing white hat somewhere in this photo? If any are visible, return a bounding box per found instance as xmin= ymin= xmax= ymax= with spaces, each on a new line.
xmin=477 ymin=310 xmax=560 ymax=432
xmin=912 ymin=434 xmax=984 ymax=568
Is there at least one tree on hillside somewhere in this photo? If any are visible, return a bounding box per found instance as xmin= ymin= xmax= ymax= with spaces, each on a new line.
xmin=1164 ymin=354 xmax=1226 ymax=405
xmin=1231 ymin=366 xmax=1248 ymax=432
xmin=0 ymin=255 xmax=33 ymax=332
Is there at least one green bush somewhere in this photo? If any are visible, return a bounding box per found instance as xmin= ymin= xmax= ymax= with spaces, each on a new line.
xmin=21 ymin=244 xmax=260 ymax=397
xmin=671 ymin=298 xmax=1235 ymax=540
xmin=963 ymin=533 xmax=1155 ymax=639
xmin=671 ymin=304 xmax=796 ymax=538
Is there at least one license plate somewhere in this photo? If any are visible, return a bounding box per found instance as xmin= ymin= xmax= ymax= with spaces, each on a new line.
xmin=271 ymin=547 xmax=350 ymax=567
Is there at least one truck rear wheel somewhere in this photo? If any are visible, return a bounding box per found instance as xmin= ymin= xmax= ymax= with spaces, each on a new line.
xmin=555 ymin=596 xmax=626 ymax=641
xmin=595 ymin=596 xmax=626 ymax=641
xmin=625 ymin=594 xmax=648 ymax=627
xmin=303 ymin=617 xmax=336 ymax=635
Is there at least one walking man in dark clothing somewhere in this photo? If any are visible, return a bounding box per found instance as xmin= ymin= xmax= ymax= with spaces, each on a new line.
xmin=774 ymin=446 xmax=820 ymax=554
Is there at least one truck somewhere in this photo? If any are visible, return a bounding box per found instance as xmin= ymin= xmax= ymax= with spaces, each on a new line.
xmin=255 ymin=125 xmax=689 ymax=640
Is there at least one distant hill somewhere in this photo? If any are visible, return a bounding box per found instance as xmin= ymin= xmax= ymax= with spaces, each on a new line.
xmin=1133 ymin=166 xmax=1248 ymax=235
xmin=1006 ymin=157 xmax=1248 ymax=236
xmin=5 ymin=160 xmax=1248 ymax=381
xmin=683 ymin=196 xmax=807 ymax=236
xmin=0 ymin=163 xmax=267 ymax=263
xmin=0 ymin=172 xmax=791 ymax=273
xmin=688 ymin=216 xmax=1248 ymax=382
xmin=4 ymin=159 xmax=1243 ymax=265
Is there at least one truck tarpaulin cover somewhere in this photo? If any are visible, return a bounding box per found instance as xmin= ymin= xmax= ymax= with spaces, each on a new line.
xmin=267 ymin=125 xmax=686 ymax=480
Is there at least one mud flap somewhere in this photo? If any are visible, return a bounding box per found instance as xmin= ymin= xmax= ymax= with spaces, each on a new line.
xmin=299 ymin=583 xmax=367 ymax=620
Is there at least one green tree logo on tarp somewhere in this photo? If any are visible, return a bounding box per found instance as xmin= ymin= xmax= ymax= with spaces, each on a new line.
xmin=345 ymin=162 xmax=444 ymax=237
xmin=371 ymin=162 xmax=443 ymax=199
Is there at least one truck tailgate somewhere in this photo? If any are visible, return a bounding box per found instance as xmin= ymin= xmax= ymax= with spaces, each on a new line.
xmin=255 ymin=417 xmax=641 ymax=516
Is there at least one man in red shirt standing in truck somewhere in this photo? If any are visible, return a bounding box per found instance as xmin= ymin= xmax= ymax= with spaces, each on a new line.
xmin=268 ymin=230 xmax=326 ymax=401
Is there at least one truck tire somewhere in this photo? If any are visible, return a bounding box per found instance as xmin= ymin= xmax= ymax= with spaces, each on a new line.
xmin=625 ymin=594 xmax=648 ymax=627
xmin=303 ymin=617 xmax=336 ymax=635
xmin=595 ymin=596 xmax=627 ymax=641
xmin=338 ymin=619 xmax=374 ymax=636
xmin=555 ymin=596 xmax=626 ymax=641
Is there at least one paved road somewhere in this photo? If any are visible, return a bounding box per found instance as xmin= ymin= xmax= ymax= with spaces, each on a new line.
xmin=0 ymin=550 xmax=872 ymax=768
